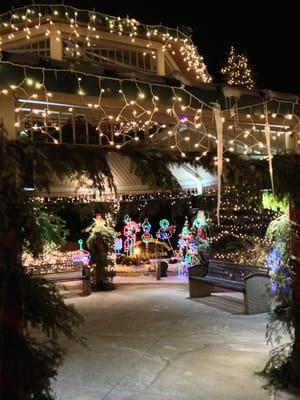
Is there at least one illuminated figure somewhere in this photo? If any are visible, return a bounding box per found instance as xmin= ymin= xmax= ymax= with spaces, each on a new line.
xmin=123 ymin=215 xmax=140 ymax=255
xmin=178 ymin=218 xmax=194 ymax=275
xmin=192 ymin=210 xmax=208 ymax=241
xmin=114 ymin=232 xmax=123 ymax=254
xmin=72 ymin=238 xmax=90 ymax=265
xmin=141 ymin=218 xmax=152 ymax=254
xmin=156 ymin=219 xmax=176 ymax=241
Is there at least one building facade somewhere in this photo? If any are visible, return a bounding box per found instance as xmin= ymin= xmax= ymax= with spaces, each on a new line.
xmin=0 ymin=5 xmax=299 ymax=197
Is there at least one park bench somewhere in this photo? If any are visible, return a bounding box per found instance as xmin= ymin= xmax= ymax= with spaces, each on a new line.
xmin=188 ymin=260 xmax=271 ymax=314
xmin=38 ymin=264 xmax=92 ymax=296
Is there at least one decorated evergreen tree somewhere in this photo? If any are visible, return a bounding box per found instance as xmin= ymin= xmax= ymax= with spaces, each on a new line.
xmin=0 ymin=127 xmax=83 ymax=400
xmin=85 ymin=214 xmax=115 ymax=290
xmin=221 ymin=46 xmax=255 ymax=90
xmin=208 ymin=188 xmax=276 ymax=266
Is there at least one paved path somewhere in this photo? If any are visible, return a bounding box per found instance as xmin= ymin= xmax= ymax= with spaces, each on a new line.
xmin=53 ymin=284 xmax=298 ymax=400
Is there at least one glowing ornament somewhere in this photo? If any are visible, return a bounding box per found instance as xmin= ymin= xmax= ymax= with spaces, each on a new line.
xmin=71 ymin=239 xmax=90 ymax=265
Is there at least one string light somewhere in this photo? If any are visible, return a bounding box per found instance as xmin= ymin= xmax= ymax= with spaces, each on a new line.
xmin=0 ymin=4 xmax=211 ymax=82
xmin=0 ymin=7 xmax=300 ymax=206
xmin=221 ymin=46 xmax=254 ymax=90
xmin=208 ymin=187 xmax=278 ymax=265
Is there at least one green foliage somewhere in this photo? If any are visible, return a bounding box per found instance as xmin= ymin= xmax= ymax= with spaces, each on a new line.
xmin=257 ymin=343 xmax=293 ymax=388
xmin=20 ymin=142 xmax=115 ymax=192
xmin=223 ymin=151 xmax=300 ymax=203
xmin=263 ymin=192 xmax=288 ymax=213
xmin=23 ymin=200 xmax=69 ymax=256
xmin=86 ymin=217 xmax=115 ymax=251
xmin=11 ymin=140 xmax=300 ymax=206
xmin=266 ymin=214 xmax=291 ymax=257
xmin=0 ymin=127 xmax=84 ymax=399
xmin=121 ymin=144 xmax=182 ymax=190
xmin=22 ymin=271 xmax=84 ymax=341
xmin=266 ymin=214 xmax=293 ymax=340
xmin=85 ymin=216 xmax=115 ymax=290
xmin=2 ymin=334 xmax=63 ymax=400
xmin=259 ymin=213 xmax=300 ymax=389
xmin=1 ymin=265 xmax=84 ymax=400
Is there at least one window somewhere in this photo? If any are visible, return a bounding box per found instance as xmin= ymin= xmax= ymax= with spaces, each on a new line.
xmin=15 ymin=104 xmax=132 ymax=146
xmin=63 ymin=38 xmax=157 ymax=72
xmin=8 ymin=38 xmax=50 ymax=57
xmin=165 ymin=56 xmax=175 ymax=75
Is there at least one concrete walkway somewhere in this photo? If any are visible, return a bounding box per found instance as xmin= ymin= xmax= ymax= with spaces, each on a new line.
xmin=53 ymin=284 xmax=298 ymax=400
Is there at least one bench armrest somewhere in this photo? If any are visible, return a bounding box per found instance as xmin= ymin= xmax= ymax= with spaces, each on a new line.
xmin=244 ymin=274 xmax=271 ymax=314
xmin=82 ymin=265 xmax=91 ymax=278
xmin=188 ymin=264 xmax=209 ymax=278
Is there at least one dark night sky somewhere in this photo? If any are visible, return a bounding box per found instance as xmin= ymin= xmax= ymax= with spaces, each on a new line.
xmin=1 ymin=0 xmax=300 ymax=94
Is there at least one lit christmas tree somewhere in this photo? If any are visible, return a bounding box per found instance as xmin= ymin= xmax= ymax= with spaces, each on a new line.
xmin=208 ymin=188 xmax=277 ymax=266
xmin=221 ymin=46 xmax=255 ymax=90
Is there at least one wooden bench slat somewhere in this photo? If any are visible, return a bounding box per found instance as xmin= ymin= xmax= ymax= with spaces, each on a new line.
xmin=193 ymin=276 xmax=245 ymax=292
xmin=43 ymin=272 xmax=83 ymax=280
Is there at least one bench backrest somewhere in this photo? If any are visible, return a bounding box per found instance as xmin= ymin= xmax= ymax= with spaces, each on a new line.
xmin=36 ymin=265 xmax=91 ymax=281
xmin=207 ymin=260 xmax=268 ymax=282
xmin=29 ymin=263 xmax=84 ymax=275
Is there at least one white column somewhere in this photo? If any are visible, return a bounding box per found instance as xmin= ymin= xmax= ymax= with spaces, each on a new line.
xmin=285 ymin=131 xmax=295 ymax=151
xmin=156 ymin=46 xmax=165 ymax=76
xmin=0 ymin=95 xmax=16 ymax=139
xmin=49 ymin=23 xmax=63 ymax=60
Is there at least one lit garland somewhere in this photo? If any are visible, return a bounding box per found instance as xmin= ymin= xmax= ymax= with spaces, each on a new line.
xmin=1 ymin=60 xmax=299 ymax=166
xmin=23 ymin=242 xmax=84 ymax=274
xmin=0 ymin=4 xmax=211 ymax=82
xmin=35 ymin=188 xmax=202 ymax=204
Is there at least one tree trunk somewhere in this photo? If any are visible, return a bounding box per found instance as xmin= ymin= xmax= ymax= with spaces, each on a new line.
xmin=288 ymin=204 xmax=300 ymax=386
xmin=95 ymin=260 xmax=106 ymax=285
